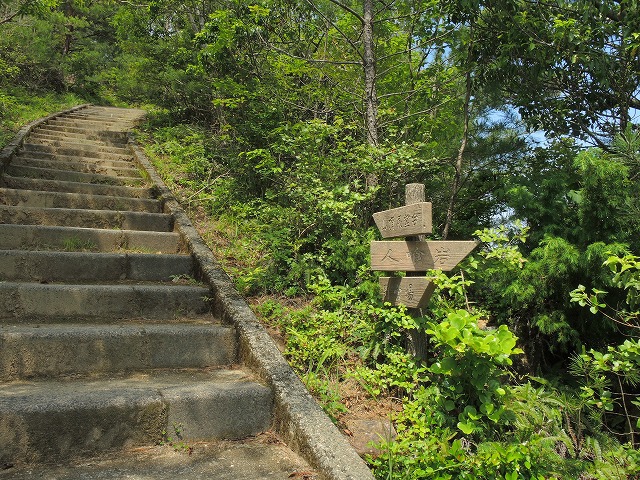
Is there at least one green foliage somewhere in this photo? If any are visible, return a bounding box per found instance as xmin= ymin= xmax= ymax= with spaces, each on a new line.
xmin=570 ymin=252 xmax=640 ymax=445
xmin=142 ymin=115 xmax=389 ymax=293
xmin=371 ymin=427 xmax=554 ymax=480
xmin=427 ymin=309 xmax=522 ymax=435
xmin=471 ymin=0 xmax=639 ymax=145
xmin=302 ymin=370 xmax=348 ymax=423
xmin=574 ymin=150 xmax=638 ymax=247
xmin=257 ymin=276 xmax=377 ymax=374
xmin=0 ymin=87 xmax=83 ymax=149
xmin=477 ymin=143 xmax=640 ymax=366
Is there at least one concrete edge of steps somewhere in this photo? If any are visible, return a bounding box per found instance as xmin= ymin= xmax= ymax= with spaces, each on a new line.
xmin=0 ymin=323 xmax=236 ymax=380
xmin=1 ymin=437 xmax=311 ymax=480
xmin=0 ymin=370 xmax=273 ymax=464
xmin=0 ymin=104 xmax=91 ymax=177
xmin=129 ymin=133 xmax=376 ymax=480
xmin=0 ymin=249 xmax=193 ymax=282
xmin=0 ymin=224 xmax=185 ymax=253
xmin=0 ymin=282 xmax=212 ymax=322
xmin=0 ymin=187 xmax=162 ymax=212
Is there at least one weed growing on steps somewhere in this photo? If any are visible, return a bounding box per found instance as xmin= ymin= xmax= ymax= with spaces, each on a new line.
xmin=159 ymin=422 xmax=193 ymax=454
xmin=63 ymin=237 xmax=97 ymax=252
xmin=170 ymin=274 xmax=202 ymax=286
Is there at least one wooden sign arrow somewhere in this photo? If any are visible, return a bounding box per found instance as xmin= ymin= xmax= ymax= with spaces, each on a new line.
xmin=379 ymin=277 xmax=436 ymax=308
xmin=371 ymin=240 xmax=478 ymax=272
xmin=372 ymin=202 xmax=432 ymax=238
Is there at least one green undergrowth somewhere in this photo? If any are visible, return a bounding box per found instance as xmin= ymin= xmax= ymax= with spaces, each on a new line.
xmin=137 ymin=120 xmax=640 ymax=479
xmin=256 ymin=274 xmax=640 ymax=479
xmin=0 ymin=86 xmax=85 ymax=149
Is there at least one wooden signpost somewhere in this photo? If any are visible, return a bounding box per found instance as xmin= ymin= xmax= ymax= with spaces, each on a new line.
xmin=371 ymin=240 xmax=478 ymax=272
xmin=379 ymin=277 xmax=436 ymax=309
xmin=372 ymin=202 xmax=432 ymax=238
xmin=371 ymin=184 xmax=478 ymax=309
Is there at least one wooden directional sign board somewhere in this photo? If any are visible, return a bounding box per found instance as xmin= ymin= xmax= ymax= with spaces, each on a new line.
xmin=371 ymin=185 xmax=478 ymax=310
xmin=379 ymin=277 xmax=436 ymax=308
xmin=371 ymin=240 xmax=478 ymax=272
xmin=372 ymin=202 xmax=432 ymax=238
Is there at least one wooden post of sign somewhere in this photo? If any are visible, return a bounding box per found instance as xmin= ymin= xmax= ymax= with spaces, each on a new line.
xmin=405 ymin=183 xmax=429 ymax=361
xmin=371 ymin=183 xmax=478 ymax=360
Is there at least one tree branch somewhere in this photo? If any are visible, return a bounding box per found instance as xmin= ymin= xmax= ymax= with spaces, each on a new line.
xmin=301 ymin=0 xmax=365 ymax=62
xmin=325 ymin=0 xmax=364 ymax=24
xmin=261 ymin=34 xmax=361 ymax=65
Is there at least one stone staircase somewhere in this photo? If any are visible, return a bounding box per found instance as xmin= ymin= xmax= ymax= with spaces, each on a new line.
xmin=0 ymin=106 xmax=374 ymax=480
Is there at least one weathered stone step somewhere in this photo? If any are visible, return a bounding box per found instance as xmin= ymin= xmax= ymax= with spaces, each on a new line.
xmin=64 ymin=114 xmax=142 ymax=124
xmin=39 ymin=123 xmax=128 ymax=140
xmin=0 ymin=224 xmax=183 ymax=253
xmin=5 ymin=164 xmax=145 ymax=186
xmin=1 ymin=174 xmax=155 ymax=198
xmin=47 ymin=118 xmax=135 ymax=131
xmin=68 ymin=109 xmax=142 ymax=118
xmin=14 ymin=150 xmax=136 ymax=168
xmin=10 ymin=155 xmax=140 ymax=177
xmin=0 ymin=369 xmax=272 ymax=465
xmin=28 ymin=125 xmax=127 ymax=143
xmin=0 ymin=323 xmax=235 ymax=380
xmin=21 ymin=142 xmax=134 ymax=160
xmin=51 ymin=114 xmax=135 ymax=124
xmin=0 ymin=250 xmax=193 ymax=282
xmin=25 ymin=138 xmax=132 ymax=156
xmin=66 ymin=112 xmax=138 ymax=120
xmin=0 ymin=282 xmax=211 ymax=321
xmin=0 ymin=187 xmax=161 ymax=212
xmin=0 ymin=205 xmax=173 ymax=231
xmin=70 ymin=107 xmax=144 ymax=116
xmin=0 ymin=438 xmax=311 ymax=480
xmin=31 ymin=128 xmax=128 ymax=146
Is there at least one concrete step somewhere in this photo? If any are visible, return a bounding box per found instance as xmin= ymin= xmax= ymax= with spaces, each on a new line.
xmin=12 ymin=150 xmax=136 ymax=168
xmin=46 ymin=118 xmax=136 ymax=132
xmin=64 ymin=111 xmax=142 ymax=122
xmin=0 ymin=323 xmax=235 ymax=380
xmin=21 ymin=142 xmax=134 ymax=161
xmin=38 ymin=124 xmax=129 ymax=140
xmin=0 ymin=205 xmax=173 ymax=231
xmin=51 ymin=114 xmax=137 ymax=124
xmin=59 ymin=118 xmax=138 ymax=129
xmin=28 ymin=129 xmax=128 ymax=145
xmin=0 ymin=224 xmax=183 ymax=253
xmin=25 ymin=137 xmax=132 ymax=155
xmin=0 ymin=438 xmax=312 ymax=480
xmin=0 ymin=369 xmax=272 ymax=465
xmin=0 ymin=250 xmax=193 ymax=282
xmin=1 ymin=174 xmax=155 ymax=198
xmin=5 ymin=164 xmax=145 ymax=186
xmin=68 ymin=109 xmax=145 ymax=119
xmin=0 ymin=282 xmax=211 ymax=322
xmin=10 ymin=155 xmax=141 ymax=177
xmin=0 ymin=187 xmax=162 ymax=212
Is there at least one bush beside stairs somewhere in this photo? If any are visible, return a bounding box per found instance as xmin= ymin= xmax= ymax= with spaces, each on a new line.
xmin=0 ymin=106 xmax=374 ymax=480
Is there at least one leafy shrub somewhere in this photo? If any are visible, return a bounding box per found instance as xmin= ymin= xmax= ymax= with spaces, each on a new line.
xmin=571 ymin=252 xmax=640 ymax=446
xmin=427 ymin=309 xmax=522 ymax=435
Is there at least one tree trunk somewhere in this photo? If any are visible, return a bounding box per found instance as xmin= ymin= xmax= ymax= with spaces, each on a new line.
xmin=363 ymin=0 xmax=378 ymax=147
xmin=443 ymin=26 xmax=474 ymax=240
xmin=62 ymin=1 xmax=74 ymax=56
